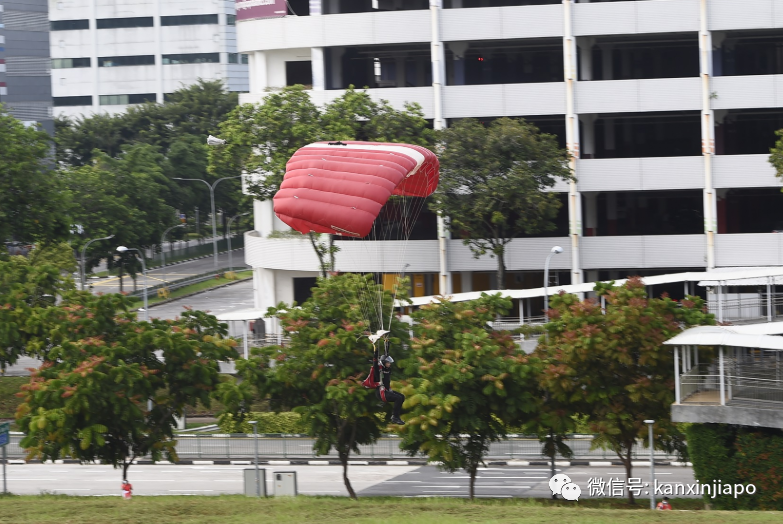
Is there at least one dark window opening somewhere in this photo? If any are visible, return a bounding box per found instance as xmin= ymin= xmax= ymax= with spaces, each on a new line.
xmin=449 ymin=193 xmax=569 ymax=240
xmin=51 ymin=19 xmax=89 ymax=31
xmin=162 ymin=53 xmax=220 ymax=65
xmin=52 ymin=58 xmax=91 ymax=69
xmin=227 ymin=14 xmax=237 ymax=25
xmin=99 ymin=93 xmax=156 ymax=105
xmin=286 ymin=61 xmax=313 ymax=87
xmin=96 ymin=17 xmax=154 ymax=29
xmin=591 ymin=112 xmax=701 ymax=158
xmin=54 ymin=95 xmax=92 ymax=106
xmin=583 ymin=34 xmax=699 ymax=81
xmin=716 ymin=109 xmax=783 ymax=155
xmin=596 ymin=268 xmax=707 ymax=301
xmin=324 ymin=0 xmax=427 ymax=14
xmin=450 ymin=115 xmax=566 ymax=149
xmin=444 ymin=1 xmax=560 ymax=7
xmin=716 ymin=30 xmax=783 ymax=77
xmin=592 ymin=190 xmax=704 ymax=236
xmin=161 ymin=14 xmax=219 ymax=26
xmin=99 ymin=55 xmax=155 ymax=67
xmin=294 ymin=277 xmax=318 ymax=304
xmin=446 ymin=38 xmax=563 ymax=85
xmin=335 ymin=197 xmax=438 ymax=242
xmin=287 ymin=0 xmax=311 ymax=15
xmin=719 ymin=188 xmax=783 ymax=234
xmin=326 ymin=44 xmax=432 ymax=90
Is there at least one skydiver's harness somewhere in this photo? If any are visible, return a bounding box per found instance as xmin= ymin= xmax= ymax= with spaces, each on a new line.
xmin=361 ymin=337 xmax=391 ymax=402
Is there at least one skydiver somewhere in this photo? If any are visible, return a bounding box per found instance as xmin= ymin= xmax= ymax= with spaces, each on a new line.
xmin=377 ymin=354 xmax=405 ymax=425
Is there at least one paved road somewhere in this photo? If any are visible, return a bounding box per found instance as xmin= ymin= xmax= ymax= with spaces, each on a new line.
xmin=3 ymin=464 xmax=699 ymax=500
xmin=148 ymin=279 xmax=255 ymax=321
xmin=86 ymin=248 xmax=248 ymax=295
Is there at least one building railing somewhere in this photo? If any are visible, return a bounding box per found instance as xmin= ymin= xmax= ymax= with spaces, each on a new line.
xmin=3 ymin=433 xmax=680 ymax=461
xmin=680 ymin=360 xmax=783 ymax=406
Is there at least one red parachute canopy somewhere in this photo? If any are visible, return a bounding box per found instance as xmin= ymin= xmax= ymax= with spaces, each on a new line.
xmin=273 ymin=141 xmax=439 ymax=238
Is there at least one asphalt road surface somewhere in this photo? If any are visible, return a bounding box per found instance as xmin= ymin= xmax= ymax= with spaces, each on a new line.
xmin=86 ymin=248 xmax=248 ymax=295
xmin=148 ymin=279 xmax=255 ymax=321
xmin=4 ymin=464 xmax=699 ymax=500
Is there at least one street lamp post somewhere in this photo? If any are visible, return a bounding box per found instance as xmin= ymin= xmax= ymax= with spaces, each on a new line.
xmin=645 ymin=419 xmax=656 ymax=510
xmin=80 ymin=234 xmax=114 ymax=291
xmin=160 ymin=224 xmax=185 ymax=284
xmin=227 ymin=212 xmax=249 ymax=273
xmin=249 ymin=420 xmax=261 ymax=497
xmin=116 ymin=246 xmax=148 ymax=321
xmin=543 ymin=246 xmax=564 ymax=315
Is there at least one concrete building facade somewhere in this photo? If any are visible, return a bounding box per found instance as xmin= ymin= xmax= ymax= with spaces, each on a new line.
xmin=0 ymin=0 xmax=54 ymax=134
xmin=49 ymin=0 xmax=249 ymax=118
xmin=236 ymin=1 xmax=783 ymax=321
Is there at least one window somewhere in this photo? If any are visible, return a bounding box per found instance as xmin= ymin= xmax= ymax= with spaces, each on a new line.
xmin=54 ymin=95 xmax=92 ymax=106
xmin=161 ymin=14 xmax=219 ymax=26
xmin=52 ymin=58 xmax=90 ymax=69
xmin=227 ymin=14 xmax=236 ymax=26
xmin=228 ymin=53 xmax=249 ymax=65
xmin=162 ymin=53 xmax=220 ymax=65
xmin=286 ymin=61 xmax=312 ymax=87
xmin=99 ymin=93 xmax=156 ymax=105
xmin=98 ymin=55 xmax=155 ymax=67
xmin=51 ymin=19 xmax=89 ymax=31
xmin=96 ymin=17 xmax=153 ymax=29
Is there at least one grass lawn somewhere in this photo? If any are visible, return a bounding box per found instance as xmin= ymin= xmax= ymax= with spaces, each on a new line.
xmin=143 ymin=271 xmax=252 ymax=307
xmin=0 ymin=495 xmax=778 ymax=524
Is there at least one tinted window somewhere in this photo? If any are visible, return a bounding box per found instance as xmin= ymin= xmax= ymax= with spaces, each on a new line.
xmin=97 ymin=17 xmax=153 ymax=29
xmin=162 ymin=53 xmax=220 ymax=65
xmin=52 ymin=58 xmax=91 ymax=69
xmin=51 ymin=20 xmax=89 ymax=31
xmin=54 ymin=96 xmax=92 ymax=106
xmin=99 ymin=56 xmax=155 ymax=67
xmin=161 ymin=14 xmax=219 ymax=26
xmin=99 ymin=93 xmax=156 ymax=105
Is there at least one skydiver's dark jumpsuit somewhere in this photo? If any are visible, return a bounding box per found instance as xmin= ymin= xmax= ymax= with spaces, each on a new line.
xmin=377 ymin=363 xmax=405 ymax=420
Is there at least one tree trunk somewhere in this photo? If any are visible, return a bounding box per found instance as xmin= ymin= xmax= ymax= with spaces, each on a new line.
xmin=340 ymin=451 xmax=357 ymax=499
xmin=468 ymin=464 xmax=477 ymax=500
xmin=496 ymin=247 xmax=506 ymax=290
xmin=122 ymin=460 xmax=130 ymax=481
xmin=119 ymin=263 xmax=124 ymax=293
xmin=308 ymin=232 xmax=327 ymax=278
xmin=328 ymin=235 xmax=335 ymax=275
xmin=621 ymin=449 xmax=635 ymax=504
xmin=549 ymin=430 xmax=557 ymax=499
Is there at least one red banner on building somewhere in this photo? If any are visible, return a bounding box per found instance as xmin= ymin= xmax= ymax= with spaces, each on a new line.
xmin=236 ymin=0 xmax=288 ymax=22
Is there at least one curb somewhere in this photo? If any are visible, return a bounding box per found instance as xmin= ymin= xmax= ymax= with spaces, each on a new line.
xmin=8 ymin=459 xmax=692 ymax=467
xmin=144 ymin=274 xmax=253 ymax=310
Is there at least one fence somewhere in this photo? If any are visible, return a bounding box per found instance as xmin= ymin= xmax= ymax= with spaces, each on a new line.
xmin=679 ymin=359 xmax=783 ymax=405
xmin=4 ymin=433 xmax=680 ymax=461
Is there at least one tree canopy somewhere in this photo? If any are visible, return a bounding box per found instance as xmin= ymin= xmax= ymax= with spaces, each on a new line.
xmin=0 ymin=106 xmax=70 ymax=243
xmin=534 ymin=277 xmax=714 ymax=503
xmin=431 ymin=117 xmax=573 ymax=287
xmin=398 ymin=293 xmax=540 ymax=499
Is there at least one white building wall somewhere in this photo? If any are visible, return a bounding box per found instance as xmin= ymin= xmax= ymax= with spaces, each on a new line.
xmin=50 ymin=0 xmax=248 ymax=117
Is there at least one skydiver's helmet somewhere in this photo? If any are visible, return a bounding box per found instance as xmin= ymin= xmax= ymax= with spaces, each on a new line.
xmin=381 ymin=355 xmax=394 ymax=365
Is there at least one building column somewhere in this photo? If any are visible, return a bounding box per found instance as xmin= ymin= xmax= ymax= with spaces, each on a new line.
xmin=447 ymin=41 xmax=469 ymax=86
xmin=584 ymin=193 xmax=598 ymax=236
xmin=564 ymin=0 xmax=583 ymax=285
xmin=250 ymin=51 xmax=268 ymax=94
xmin=599 ymin=44 xmax=613 ymax=80
xmin=460 ymin=271 xmax=472 ymax=293
xmin=699 ymin=0 xmax=717 ymax=269
xmin=606 ymin=192 xmax=618 ymax=235
xmin=580 ymin=114 xmax=596 ymax=158
xmin=311 ymin=48 xmax=325 ymax=90
xmin=577 ymin=37 xmax=594 ymax=81
xmin=604 ymin=117 xmax=615 ymax=157
xmin=154 ymin=0 xmax=164 ymax=103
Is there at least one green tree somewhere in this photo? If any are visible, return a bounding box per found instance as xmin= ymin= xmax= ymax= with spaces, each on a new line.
xmin=398 ymin=293 xmax=540 ymax=499
xmin=432 ymin=117 xmax=572 ymax=287
xmin=16 ymin=291 xmax=236 ymax=481
xmin=535 ymin=277 xmax=714 ymax=503
xmin=0 ymin=256 xmax=74 ymax=371
xmin=223 ymin=274 xmax=410 ymax=498
xmin=0 ymin=106 xmax=70 ymax=243
xmin=768 ymin=129 xmax=783 ymax=183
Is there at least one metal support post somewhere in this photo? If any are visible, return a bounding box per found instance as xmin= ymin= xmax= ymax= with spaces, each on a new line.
xmin=674 ymin=346 xmax=681 ymax=404
xmin=719 ymin=347 xmax=726 ymax=406
xmin=645 ymin=420 xmax=655 ymax=510
xmin=250 ymin=421 xmax=260 ymax=497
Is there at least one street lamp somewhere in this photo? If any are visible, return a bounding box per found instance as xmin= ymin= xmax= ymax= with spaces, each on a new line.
xmin=174 ymin=141 xmax=242 ymax=271
xmin=227 ymin=212 xmax=249 ymax=273
xmin=543 ymin=246 xmax=564 ymax=315
xmin=644 ymin=419 xmax=656 ymax=510
xmin=116 ymin=246 xmax=148 ymax=321
xmin=80 ymin=234 xmax=114 ymax=291
xmin=160 ymin=224 xmax=186 ymax=284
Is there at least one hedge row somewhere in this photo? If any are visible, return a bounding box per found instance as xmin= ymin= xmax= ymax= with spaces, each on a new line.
xmin=218 ymin=412 xmax=307 ymax=434
xmin=686 ymin=423 xmax=783 ymax=510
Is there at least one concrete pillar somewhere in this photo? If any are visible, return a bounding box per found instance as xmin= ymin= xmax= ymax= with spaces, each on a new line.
xmin=604 ymin=117 xmax=615 ymax=156
xmin=580 ymin=114 xmax=597 ymax=158
xmin=251 ymin=51 xmax=268 ymax=93
xmin=460 ymin=271 xmax=472 ymax=293
xmin=254 ymin=267 xmax=277 ymax=334
xmin=447 ymin=42 xmax=469 ymax=86
xmin=577 ymin=37 xmax=595 ymax=81
xmin=600 ymin=44 xmax=613 ymax=80
xmin=330 ymin=47 xmax=345 ymax=90
xmin=395 ymin=56 xmax=407 ymax=87
xmin=699 ymin=0 xmax=717 ymax=269
xmin=584 ymin=193 xmax=598 ymax=236
xmin=309 ymin=0 xmax=323 ymax=15
xmin=606 ymin=192 xmax=618 ymax=235
xmin=311 ymin=48 xmax=325 ymax=90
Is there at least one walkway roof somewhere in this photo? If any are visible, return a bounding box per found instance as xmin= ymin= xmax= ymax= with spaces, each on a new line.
xmin=663 ymin=325 xmax=783 ymax=351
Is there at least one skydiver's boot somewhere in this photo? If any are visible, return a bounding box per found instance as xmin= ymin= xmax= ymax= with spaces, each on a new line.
xmin=391 ymin=416 xmax=404 ymax=425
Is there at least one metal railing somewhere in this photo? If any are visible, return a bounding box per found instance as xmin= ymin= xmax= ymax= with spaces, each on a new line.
xmin=150 ymin=235 xmax=246 ymax=268
xmin=707 ymin=295 xmax=783 ymax=324
xmin=680 ymin=360 xmax=783 ymax=405
xmin=128 ymin=268 xmax=248 ymax=299
xmin=3 ymin=433 xmax=680 ymax=461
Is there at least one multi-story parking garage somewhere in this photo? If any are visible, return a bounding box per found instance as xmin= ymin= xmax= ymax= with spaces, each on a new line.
xmin=237 ymin=0 xmax=783 ymax=322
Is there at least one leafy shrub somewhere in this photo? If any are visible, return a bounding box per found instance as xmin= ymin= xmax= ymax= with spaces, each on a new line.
xmin=218 ymin=412 xmax=306 ymax=434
